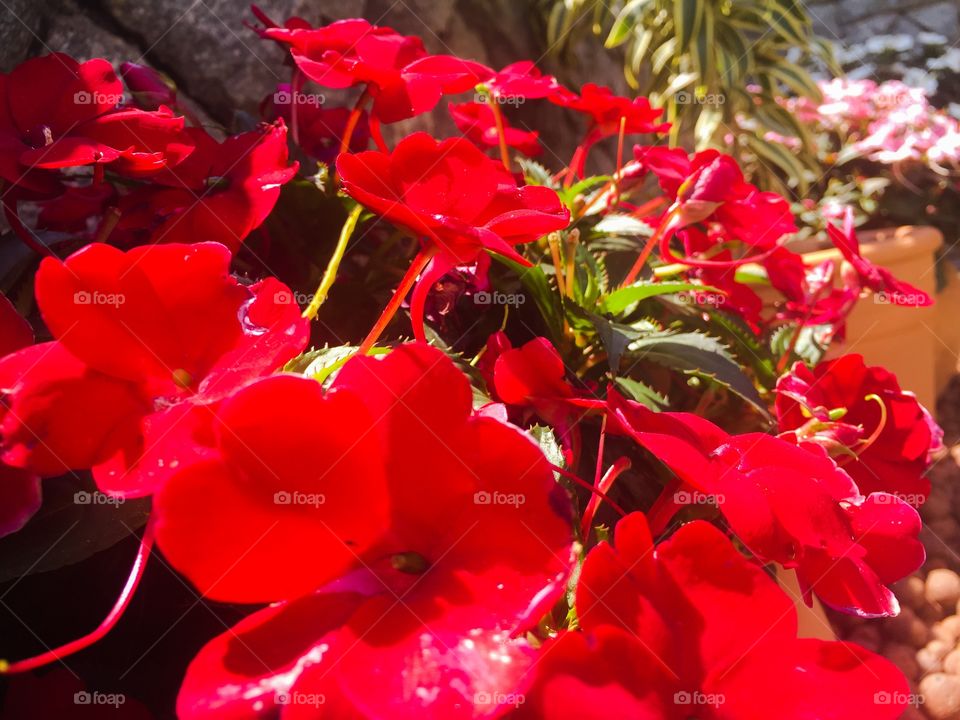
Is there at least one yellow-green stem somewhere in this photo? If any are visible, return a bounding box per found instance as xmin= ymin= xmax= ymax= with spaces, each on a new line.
xmin=303 ymin=204 xmax=363 ymax=320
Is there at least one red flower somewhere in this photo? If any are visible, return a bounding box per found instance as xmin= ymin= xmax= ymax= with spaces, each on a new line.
xmin=519 ymin=513 xmax=910 ymax=719
xmin=338 ymin=133 xmax=568 ymax=265
xmin=449 ymin=101 xmax=542 ymax=157
xmin=114 ymin=121 xmax=297 ymax=251
xmin=0 ymin=242 xmax=308 ymax=496
xmin=481 ymin=333 xmax=589 ymax=464
xmin=827 ymin=208 xmax=933 ymax=306
xmin=337 ymin=132 xmax=569 ymax=340
xmin=484 ymin=61 xmax=572 ymax=103
xmin=119 ymin=62 xmax=176 ymax=110
xmin=0 ymin=294 xmax=39 ymax=538
xmin=634 ymin=145 xmax=796 ymax=266
xmin=606 ymin=392 xmax=924 ymax=617
xmin=555 ymin=84 xmax=668 ymax=176
xmin=259 ymin=15 xmax=491 ymax=123
xmin=777 ymin=354 xmax=943 ymax=503
xmin=764 ymin=248 xmax=858 ymax=331
xmin=156 ymin=344 xmax=573 ymax=718
xmin=262 ymin=85 xmax=369 ymax=163
xmin=0 ymin=53 xmax=190 ymax=196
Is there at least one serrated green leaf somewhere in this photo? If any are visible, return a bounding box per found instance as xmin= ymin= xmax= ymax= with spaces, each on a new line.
xmin=614 ymin=376 xmax=668 ymax=409
xmin=627 ymin=332 xmax=770 ymax=417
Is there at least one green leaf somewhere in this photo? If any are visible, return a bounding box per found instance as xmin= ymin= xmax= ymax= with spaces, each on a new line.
xmin=494 ymin=255 xmax=565 ymax=341
xmin=627 ymin=332 xmax=770 ymax=418
xmin=614 ymin=376 xmax=668 ymax=409
xmin=605 ymin=0 xmax=653 ymax=47
xmin=600 ymin=281 xmax=717 ymax=315
xmin=675 ymin=0 xmax=703 ymax=50
xmin=0 ymin=475 xmax=151 ymax=582
xmin=593 ymin=213 xmax=651 ymax=236
xmin=530 ymin=424 xmax=566 ymax=470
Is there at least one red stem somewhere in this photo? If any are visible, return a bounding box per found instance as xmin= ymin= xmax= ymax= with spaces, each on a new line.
xmin=358 ymin=246 xmax=436 ymax=354
xmin=1 ymin=523 xmax=154 ymax=674
xmin=622 ymin=205 xmax=680 ymax=286
xmin=2 ymin=197 xmax=55 ymax=258
xmin=486 ymin=96 xmax=512 ymax=171
xmin=551 ymin=464 xmax=628 ymax=520
xmin=368 ymin=115 xmax=388 ymax=153
xmin=340 ymin=88 xmax=373 ymax=157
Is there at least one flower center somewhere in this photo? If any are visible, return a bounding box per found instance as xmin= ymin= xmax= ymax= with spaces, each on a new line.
xmin=390 ymin=551 xmax=430 ymax=575
xmin=172 ymin=369 xmax=193 ymax=390
xmin=24 ymin=124 xmax=54 ymax=149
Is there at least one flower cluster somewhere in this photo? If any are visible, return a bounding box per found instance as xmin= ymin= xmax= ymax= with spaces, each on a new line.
xmin=0 ymin=10 xmax=945 ymax=720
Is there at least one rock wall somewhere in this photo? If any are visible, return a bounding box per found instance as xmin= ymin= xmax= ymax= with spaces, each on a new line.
xmin=807 ymin=0 xmax=959 ymax=44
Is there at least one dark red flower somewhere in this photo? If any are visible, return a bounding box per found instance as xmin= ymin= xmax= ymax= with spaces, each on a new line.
xmin=448 ymin=101 xmax=541 ymax=157
xmin=259 ymin=15 xmax=491 ymax=123
xmin=337 ymin=132 xmax=569 ymax=339
xmin=606 ymin=392 xmax=924 ymax=617
xmin=0 ymin=293 xmax=39 ymax=538
xmin=777 ymin=354 xmax=943 ymax=503
xmin=157 ymin=343 xmax=573 ymax=718
xmin=113 ymin=121 xmax=297 ymax=251
xmin=519 ymin=513 xmax=910 ymax=719
xmin=634 ymin=145 xmax=796 ymax=266
xmin=0 ymin=53 xmax=190 ymax=196
xmin=262 ymin=85 xmax=369 ymax=163
xmin=119 ymin=62 xmax=176 ymax=110
xmin=827 ymin=208 xmax=933 ymax=307
xmin=0 ymin=242 xmax=308 ymax=496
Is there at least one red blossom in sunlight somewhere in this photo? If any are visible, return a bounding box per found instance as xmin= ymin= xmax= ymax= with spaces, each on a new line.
xmin=606 ymin=392 xmax=925 ymax=617
xmin=156 ymin=344 xmax=573 ymax=719
xmin=634 ymin=145 xmax=797 ymax=266
xmin=484 ymin=61 xmax=573 ymax=102
xmin=257 ymin=13 xmax=491 ymax=123
xmin=0 ymin=293 xmax=39 ymax=538
xmin=764 ymin=248 xmax=858 ymax=332
xmin=0 ymin=53 xmax=191 ymax=196
xmin=0 ymin=242 xmax=308 ymax=497
xmin=777 ymin=354 xmax=943 ymax=503
xmin=518 ymin=513 xmax=910 ymax=719
xmin=555 ymin=84 xmax=669 ymax=177
xmin=337 ymin=132 xmax=569 ymax=338
xmin=337 ymin=132 xmax=568 ymax=265
xmin=112 ymin=120 xmax=297 ymax=251
xmin=827 ymin=208 xmax=933 ymax=306
xmin=449 ymin=101 xmax=542 ymax=157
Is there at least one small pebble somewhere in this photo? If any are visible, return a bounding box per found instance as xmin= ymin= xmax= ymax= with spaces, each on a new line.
xmin=920 ymin=673 xmax=960 ymax=719
xmin=934 ymin=616 xmax=960 ymax=645
xmin=918 ymin=639 xmax=951 ymax=673
xmin=928 ymin=570 xmax=960 ymax=608
xmin=945 ymin=648 xmax=960 ymax=675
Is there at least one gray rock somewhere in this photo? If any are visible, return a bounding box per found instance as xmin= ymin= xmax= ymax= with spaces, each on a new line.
xmin=0 ymin=0 xmax=44 ymax=72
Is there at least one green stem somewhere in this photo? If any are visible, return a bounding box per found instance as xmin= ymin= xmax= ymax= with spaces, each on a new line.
xmin=303 ymin=204 xmax=363 ymax=320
